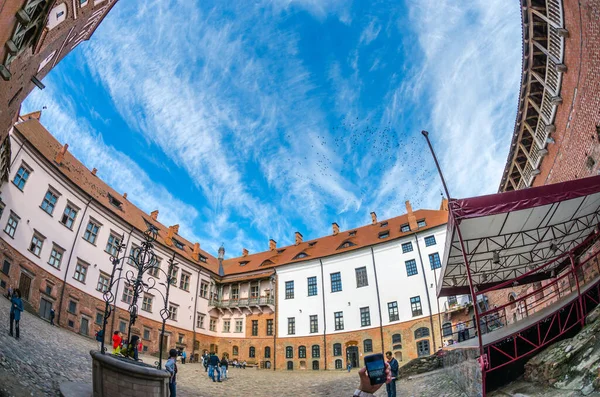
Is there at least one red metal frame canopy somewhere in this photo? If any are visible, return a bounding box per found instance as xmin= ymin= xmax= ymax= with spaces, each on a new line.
xmin=438 ymin=175 xmax=600 ymax=297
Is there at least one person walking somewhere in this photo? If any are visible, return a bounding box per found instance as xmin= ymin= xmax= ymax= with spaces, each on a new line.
xmin=203 ymin=352 xmax=209 ymax=372
xmin=9 ymin=289 xmax=23 ymax=339
xmin=385 ymin=351 xmax=399 ymax=397
xmin=165 ymin=349 xmax=178 ymax=397
xmin=220 ymin=355 xmax=228 ymax=380
xmin=347 ymin=361 xmax=352 ymax=372
xmin=95 ymin=328 xmax=104 ymax=351
xmin=49 ymin=308 xmax=55 ymax=326
xmin=112 ymin=331 xmax=122 ymax=354
xmin=181 ymin=350 xmax=186 ymax=364
xmin=208 ymin=352 xmax=221 ymax=382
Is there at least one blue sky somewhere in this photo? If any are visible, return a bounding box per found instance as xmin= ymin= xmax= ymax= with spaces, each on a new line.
xmin=23 ymin=0 xmax=521 ymax=258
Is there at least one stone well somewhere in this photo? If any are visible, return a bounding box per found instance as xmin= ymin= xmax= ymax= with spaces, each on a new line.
xmin=90 ymin=351 xmax=170 ymax=397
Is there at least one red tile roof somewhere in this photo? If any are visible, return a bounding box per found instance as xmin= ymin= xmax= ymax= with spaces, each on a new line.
xmin=14 ymin=117 xmax=449 ymax=278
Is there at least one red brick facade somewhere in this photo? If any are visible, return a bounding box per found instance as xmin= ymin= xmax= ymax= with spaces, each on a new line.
xmin=531 ymin=0 xmax=600 ymax=185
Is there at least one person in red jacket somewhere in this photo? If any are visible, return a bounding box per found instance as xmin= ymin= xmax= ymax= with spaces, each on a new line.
xmin=112 ymin=331 xmax=122 ymax=354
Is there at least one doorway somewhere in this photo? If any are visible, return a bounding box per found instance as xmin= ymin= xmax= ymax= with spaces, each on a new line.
xmin=18 ymin=272 xmax=32 ymax=301
xmin=162 ymin=334 xmax=170 ymax=355
xmin=39 ymin=298 xmax=52 ymax=321
xmin=80 ymin=317 xmax=89 ymax=336
xmin=346 ymin=346 xmax=359 ymax=368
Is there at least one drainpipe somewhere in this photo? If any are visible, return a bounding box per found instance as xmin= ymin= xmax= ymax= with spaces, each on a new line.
xmin=370 ymin=247 xmax=385 ymax=354
xmin=432 ymin=266 xmax=443 ymax=349
xmin=319 ymin=259 xmax=327 ymax=370
xmin=191 ymin=268 xmax=201 ymax=361
xmin=57 ymin=197 xmax=92 ymax=325
xmin=111 ymin=226 xmax=134 ymax=337
xmin=414 ymin=232 xmax=437 ymax=352
xmin=273 ymin=273 xmax=278 ymax=370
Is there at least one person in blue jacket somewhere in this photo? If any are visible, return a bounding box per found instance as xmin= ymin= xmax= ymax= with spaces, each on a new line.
xmin=9 ymin=289 xmax=24 ymax=339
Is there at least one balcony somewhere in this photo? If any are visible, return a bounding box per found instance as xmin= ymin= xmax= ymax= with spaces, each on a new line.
xmin=208 ymin=296 xmax=275 ymax=313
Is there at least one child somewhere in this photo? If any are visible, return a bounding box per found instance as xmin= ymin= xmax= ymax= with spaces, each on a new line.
xmin=112 ymin=331 xmax=122 ymax=354
xmin=165 ymin=349 xmax=178 ymax=397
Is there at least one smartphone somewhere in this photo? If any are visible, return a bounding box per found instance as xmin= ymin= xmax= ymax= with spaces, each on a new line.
xmin=364 ymin=353 xmax=386 ymax=385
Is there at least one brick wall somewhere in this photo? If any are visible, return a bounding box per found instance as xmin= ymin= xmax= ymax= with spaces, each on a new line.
xmin=533 ymin=0 xmax=600 ymax=186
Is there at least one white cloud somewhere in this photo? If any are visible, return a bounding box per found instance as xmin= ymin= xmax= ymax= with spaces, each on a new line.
xmin=359 ymin=18 xmax=381 ymax=45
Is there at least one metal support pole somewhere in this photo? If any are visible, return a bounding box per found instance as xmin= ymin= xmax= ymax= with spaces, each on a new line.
xmin=422 ymin=130 xmax=487 ymax=393
xmin=569 ymin=253 xmax=585 ymax=326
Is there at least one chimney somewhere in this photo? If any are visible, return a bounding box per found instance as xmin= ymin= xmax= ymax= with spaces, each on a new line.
xmin=269 ymin=239 xmax=277 ymax=251
xmin=123 ymin=193 xmax=128 ymax=200
xmin=166 ymin=226 xmax=174 ymax=246
xmin=55 ymin=143 xmax=69 ymax=165
xmin=150 ymin=210 xmax=159 ymax=221
xmin=332 ymin=222 xmax=339 ymax=235
xmin=406 ymin=200 xmax=418 ymax=231
xmin=242 ymin=248 xmax=249 ymax=257
xmin=192 ymin=242 xmax=200 ymax=261
xmin=91 ymin=168 xmax=97 ymax=176
xmin=440 ymin=198 xmax=449 ymax=212
xmin=172 ymin=224 xmax=179 ymax=234
xmin=370 ymin=211 xmax=377 ymax=225
xmin=295 ymin=231 xmax=303 ymax=245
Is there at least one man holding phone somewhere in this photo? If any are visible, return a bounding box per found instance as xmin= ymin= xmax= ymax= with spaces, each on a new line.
xmin=353 ymin=353 xmax=392 ymax=397
xmin=385 ymin=351 xmax=399 ymax=397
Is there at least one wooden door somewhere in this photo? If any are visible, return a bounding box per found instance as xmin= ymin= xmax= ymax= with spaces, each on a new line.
xmin=80 ymin=317 xmax=89 ymax=336
xmin=18 ymin=272 xmax=32 ymax=301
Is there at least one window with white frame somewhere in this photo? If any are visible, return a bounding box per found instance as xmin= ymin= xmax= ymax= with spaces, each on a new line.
xmin=334 ymin=311 xmax=344 ymax=330
xmin=83 ymin=220 xmax=100 ymax=244
xmin=388 ymin=301 xmax=399 ymax=322
xmin=179 ymin=271 xmax=191 ymax=291
xmin=47 ymin=3 xmax=67 ymax=30
xmin=122 ymin=285 xmax=134 ymax=304
xmin=105 ymin=233 xmax=122 ymax=256
xmin=200 ymin=280 xmax=209 ymax=298
xmin=168 ymin=303 xmax=178 ymax=321
xmin=250 ymin=282 xmax=259 ymax=298
xmin=48 ymin=244 xmax=64 ymax=269
xmin=169 ymin=266 xmax=178 ymax=285
xmin=285 ymin=281 xmax=294 ymax=299
xmin=287 ymin=317 xmax=295 ymax=335
xmin=127 ymin=244 xmax=139 ymax=266
xmin=149 ymin=257 xmax=161 ymax=277
xmin=209 ymin=317 xmax=217 ymax=331
xmin=12 ymin=164 xmax=31 ymax=190
xmin=73 ymin=261 xmax=88 ymax=283
xmin=235 ymin=319 xmax=243 ymax=333
xmin=142 ymin=294 xmax=153 ymax=312
xmin=197 ymin=313 xmax=205 ymax=328
xmin=28 ymin=232 xmax=45 ymax=256
xmin=4 ymin=212 xmax=19 ymax=237
xmin=223 ymin=319 xmax=231 ymax=333
xmin=360 ymin=307 xmax=371 ymax=327
xmin=40 ymin=189 xmax=59 ymax=215
xmin=60 ymin=203 xmax=78 ymax=229
xmin=97 ymin=272 xmax=110 ymax=292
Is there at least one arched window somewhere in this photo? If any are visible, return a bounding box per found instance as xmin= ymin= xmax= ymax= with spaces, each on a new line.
xmin=312 ymin=360 xmax=319 ymax=370
xmin=333 ymin=343 xmax=342 ymax=356
xmin=509 ymin=292 xmax=517 ymax=309
xmin=47 ymin=3 xmax=67 ymax=30
xmin=363 ymin=339 xmax=373 ymax=353
xmin=232 ymin=346 xmax=238 ymax=356
xmin=394 ymin=351 xmax=403 ymax=361
xmin=312 ymin=345 xmax=320 ymax=358
xmin=442 ymin=322 xmax=453 ymax=337
xmin=299 ymin=360 xmax=307 ymax=369
xmin=417 ymin=340 xmax=430 ymax=357
xmin=392 ymin=333 xmax=402 ymax=344
xmin=264 ymin=346 xmax=271 ymax=358
xmin=414 ymin=327 xmax=430 ymax=339
xmin=335 ymin=359 xmax=343 ymax=369
xmin=249 ymin=346 xmax=255 ymax=358
xmin=286 ymin=346 xmax=293 ymax=359
xmin=287 ymin=361 xmax=294 ymax=370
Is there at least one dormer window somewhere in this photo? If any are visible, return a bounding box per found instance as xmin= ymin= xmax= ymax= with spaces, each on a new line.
xmin=379 ymin=231 xmax=390 ymax=239
xmin=380 ymin=222 xmax=388 ymax=227
xmin=308 ymin=242 xmax=317 ymax=247
xmin=337 ymin=240 xmax=356 ymax=250
xmin=239 ymin=261 xmax=249 ymax=266
xmin=349 ymin=230 xmax=357 ymax=236
xmin=260 ymin=260 xmax=274 ymax=267
xmin=293 ymin=252 xmax=309 ymax=260
xmin=144 ymin=219 xmax=159 ymax=233
xmin=417 ymin=219 xmax=426 ymax=228
xmin=108 ymin=194 xmax=122 ymax=209
xmin=199 ymin=255 xmax=207 ymax=263
xmin=400 ymin=224 xmax=411 ymax=233
xmin=172 ymin=238 xmax=184 ymax=250
xmin=277 ymin=249 xmax=286 ymax=254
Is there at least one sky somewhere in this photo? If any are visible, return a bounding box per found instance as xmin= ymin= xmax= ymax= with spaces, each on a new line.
xmin=22 ymin=0 xmax=522 ymax=258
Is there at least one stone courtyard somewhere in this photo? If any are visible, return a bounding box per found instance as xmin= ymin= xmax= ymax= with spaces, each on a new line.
xmin=2 ymin=295 xmax=597 ymax=397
